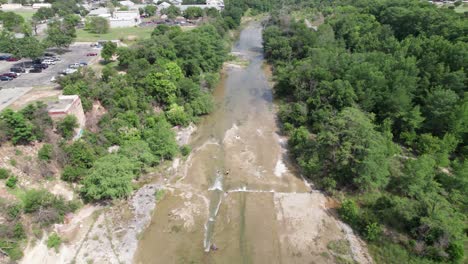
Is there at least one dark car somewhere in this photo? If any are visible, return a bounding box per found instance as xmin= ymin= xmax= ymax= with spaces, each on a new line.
xmin=10 ymin=67 xmax=25 ymax=73
xmin=0 ymin=55 xmax=11 ymax=60
xmin=29 ymin=68 xmax=42 ymax=73
xmin=2 ymin=73 xmax=18 ymax=78
xmin=6 ymin=57 xmax=20 ymax=62
xmin=0 ymin=76 xmax=13 ymax=81
xmin=44 ymin=52 xmax=56 ymax=57
xmin=33 ymin=63 xmax=48 ymax=69
xmin=32 ymin=58 xmax=43 ymax=64
xmin=86 ymin=52 xmax=97 ymax=56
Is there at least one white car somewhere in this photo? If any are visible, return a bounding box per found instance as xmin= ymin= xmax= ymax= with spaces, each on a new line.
xmin=43 ymin=59 xmax=56 ymax=65
xmin=69 ymin=63 xmax=80 ymax=69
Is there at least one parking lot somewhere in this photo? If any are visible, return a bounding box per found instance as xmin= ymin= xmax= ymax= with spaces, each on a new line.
xmin=0 ymin=44 xmax=101 ymax=111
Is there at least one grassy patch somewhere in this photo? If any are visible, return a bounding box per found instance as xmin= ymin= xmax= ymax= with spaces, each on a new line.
xmin=454 ymin=4 xmax=468 ymax=13
xmin=13 ymin=10 xmax=36 ymax=21
xmin=327 ymin=239 xmax=351 ymax=256
xmin=75 ymin=27 xmax=154 ymax=43
xmin=368 ymin=239 xmax=438 ymax=264
xmin=154 ymin=189 xmax=166 ymax=202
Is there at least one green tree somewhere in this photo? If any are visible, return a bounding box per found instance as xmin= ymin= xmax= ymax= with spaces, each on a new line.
xmin=184 ymin=7 xmax=204 ymax=19
xmin=45 ymin=19 xmax=76 ymax=48
xmin=47 ymin=233 xmax=62 ymax=252
xmin=144 ymin=5 xmax=157 ymax=16
xmin=85 ymin=16 xmax=110 ymax=34
xmin=38 ymin=144 xmax=53 ymax=161
xmin=161 ymin=5 xmax=181 ymax=19
xmin=56 ymin=115 xmax=78 ymax=139
xmin=101 ymin=41 xmax=117 ymax=62
xmin=0 ymin=109 xmax=35 ymax=145
xmin=81 ymin=154 xmax=137 ymax=201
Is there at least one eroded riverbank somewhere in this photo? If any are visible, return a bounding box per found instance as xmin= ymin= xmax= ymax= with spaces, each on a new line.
xmin=135 ymin=21 xmax=373 ymax=264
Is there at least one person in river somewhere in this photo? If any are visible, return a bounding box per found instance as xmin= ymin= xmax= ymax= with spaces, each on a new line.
xmin=225 ymin=169 xmax=230 ymax=175
xmin=211 ymin=244 xmax=218 ymax=251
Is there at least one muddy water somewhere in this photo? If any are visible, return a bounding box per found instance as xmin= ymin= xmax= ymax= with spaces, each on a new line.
xmin=135 ymin=21 xmax=372 ymax=264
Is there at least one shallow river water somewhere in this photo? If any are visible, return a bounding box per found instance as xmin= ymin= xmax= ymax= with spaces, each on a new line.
xmin=134 ymin=21 xmax=372 ymax=264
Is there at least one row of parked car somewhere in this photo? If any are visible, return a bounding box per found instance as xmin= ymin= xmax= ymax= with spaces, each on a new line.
xmin=0 ymin=53 xmax=61 ymax=81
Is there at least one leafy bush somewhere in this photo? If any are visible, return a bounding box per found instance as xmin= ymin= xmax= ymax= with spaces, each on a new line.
xmin=180 ymin=145 xmax=191 ymax=156
xmin=364 ymin=222 xmax=381 ymax=241
xmin=38 ymin=144 xmax=53 ymax=161
xmin=0 ymin=168 xmax=9 ymax=179
xmin=46 ymin=233 xmax=62 ymax=252
xmin=338 ymin=199 xmax=359 ymax=226
xmin=22 ymin=189 xmax=79 ymax=226
xmin=81 ymin=154 xmax=138 ymax=201
xmin=56 ymin=115 xmax=78 ymax=139
xmin=5 ymin=176 xmax=18 ymax=189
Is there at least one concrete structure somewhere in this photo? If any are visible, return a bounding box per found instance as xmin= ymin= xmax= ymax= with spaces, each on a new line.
xmin=48 ymin=95 xmax=86 ymax=139
xmin=157 ymin=2 xmax=171 ymax=10
xmin=110 ymin=10 xmax=141 ymax=28
xmin=32 ymin=3 xmax=52 ymax=9
xmin=88 ymin=7 xmax=111 ymax=17
xmin=1 ymin=4 xmax=23 ymax=10
xmin=119 ymin=0 xmax=135 ymax=8
xmin=178 ymin=0 xmax=224 ymax=11
xmin=87 ymin=8 xmax=140 ymax=27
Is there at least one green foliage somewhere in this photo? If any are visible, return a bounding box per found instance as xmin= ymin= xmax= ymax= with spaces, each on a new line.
xmin=22 ymin=189 xmax=78 ymax=226
xmin=38 ymin=144 xmax=53 ymax=161
xmin=119 ymin=140 xmax=157 ymax=170
xmin=101 ymin=41 xmax=117 ymax=62
xmin=45 ymin=19 xmax=76 ymax=48
xmin=338 ymin=199 xmax=359 ymax=225
xmin=85 ymin=16 xmax=109 ymax=34
xmin=46 ymin=233 xmax=62 ymax=252
xmin=0 ymin=168 xmax=9 ymax=179
xmin=184 ymin=7 xmax=204 ymax=19
xmin=5 ymin=176 xmax=17 ymax=189
xmin=81 ymin=154 xmax=138 ymax=201
xmin=56 ymin=115 xmax=78 ymax=139
xmin=265 ymin=0 xmax=468 ymax=261
xmin=0 ymin=109 xmax=36 ymax=145
xmin=180 ymin=145 xmax=191 ymax=156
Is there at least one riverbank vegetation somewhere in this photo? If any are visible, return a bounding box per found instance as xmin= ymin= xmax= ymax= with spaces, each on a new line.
xmin=264 ymin=0 xmax=466 ymax=263
xmin=0 ymin=1 xmax=274 ymax=261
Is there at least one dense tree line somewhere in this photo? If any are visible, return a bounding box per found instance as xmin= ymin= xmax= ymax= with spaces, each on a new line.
xmin=264 ymin=0 xmax=467 ymax=263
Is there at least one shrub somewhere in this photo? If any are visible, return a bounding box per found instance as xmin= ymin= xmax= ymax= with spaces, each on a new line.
xmin=46 ymin=233 xmax=62 ymax=252
xmin=22 ymin=189 xmax=79 ymax=226
xmin=38 ymin=144 xmax=53 ymax=161
xmin=180 ymin=145 xmax=191 ymax=156
xmin=13 ymin=223 xmax=26 ymax=239
xmin=6 ymin=176 xmax=18 ymax=189
xmin=364 ymin=222 xmax=381 ymax=241
xmin=10 ymin=159 xmax=17 ymax=166
xmin=56 ymin=115 xmax=78 ymax=139
xmin=0 ymin=168 xmax=9 ymax=179
xmin=339 ymin=199 xmax=359 ymax=226
xmin=61 ymin=165 xmax=87 ymax=182
xmin=7 ymin=204 xmax=22 ymax=220
xmin=81 ymin=154 xmax=138 ymax=201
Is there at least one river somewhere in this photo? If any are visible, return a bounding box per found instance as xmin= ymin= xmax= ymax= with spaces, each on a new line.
xmin=134 ymin=21 xmax=373 ymax=264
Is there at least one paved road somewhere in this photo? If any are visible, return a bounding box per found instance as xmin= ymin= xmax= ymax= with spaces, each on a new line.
xmin=0 ymin=44 xmax=101 ymax=111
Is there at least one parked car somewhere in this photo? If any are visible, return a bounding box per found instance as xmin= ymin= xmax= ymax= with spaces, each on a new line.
xmin=0 ymin=76 xmax=13 ymax=81
xmin=29 ymin=68 xmax=42 ymax=73
xmin=10 ymin=67 xmax=25 ymax=73
xmin=86 ymin=52 xmax=98 ymax=56
xmin=44 ymin=52 xmax=55 ymax=57
xmin=61 ymin=68 xmax=77 ymax=75
xmin=1 ymin=73 xmax=18 ymax=78
xmin=6 ymin=57 xmax=20 ymax=62
xmin=0 ymin=55 xmax=11 ymax=60
xmin=79 ymin=62 xmax=88 ymax=66
xmin=33 ymin=63 xmax=48 ymax=69
xmin=42 ymin=59 xmax=56 ymax=65
xmin=68 ymin=63 xmax=80 ymax=69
